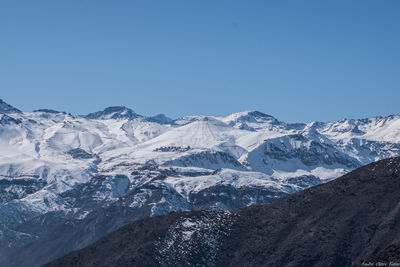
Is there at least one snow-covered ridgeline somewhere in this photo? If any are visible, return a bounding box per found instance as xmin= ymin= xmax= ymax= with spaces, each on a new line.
xmin=0 ymin=99 xmax=400 ymax=252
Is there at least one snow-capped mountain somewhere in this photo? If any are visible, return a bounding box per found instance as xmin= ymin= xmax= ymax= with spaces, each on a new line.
xmin=85 ymin=106 xmax=141 ymax=120
xmin=0 ymin=98 xmax=399 ymax=266
xmin=44 ymin=158 xmax=400 ymax=267
xmin=0 ymin=99 xmax=22 ymax=114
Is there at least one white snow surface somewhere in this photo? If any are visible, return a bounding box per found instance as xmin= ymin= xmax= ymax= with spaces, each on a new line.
xmin=1 ymin=104 xmax=400 ymax=227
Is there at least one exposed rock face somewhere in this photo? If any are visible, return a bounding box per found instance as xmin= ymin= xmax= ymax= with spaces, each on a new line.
xmin=66 ymin=148 xmax=94 ymax=159
xmin=1 ymin=99 xmax=400 ymax=266
xmin=0 ymin=99 xmax=22 ymax=114
xmin=84 ymin=106 xmax=140 ymax=120
xmin=363 ymin=243 xmax=400 ymax=265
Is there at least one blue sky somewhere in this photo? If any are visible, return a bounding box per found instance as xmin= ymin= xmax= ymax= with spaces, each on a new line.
xmin=0 ymin=1 xmax=399 ymax=122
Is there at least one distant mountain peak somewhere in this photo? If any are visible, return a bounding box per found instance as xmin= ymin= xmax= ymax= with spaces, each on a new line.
xmin=1 ymin=101 xmax=400 ymax=266
xmin=223 ymin=110 xmax=278 ymax=126
xmin=247 ymin=110 xmax=274 ymax=118
xmin=0 ymin=99 xmax=22 ymax=114
xmin=85 ymin=106 xmax=141 ymax=120
xmin=146 ymin=114 xmax=173 ymax=124
xmin=33 ymin=109 xmax=67 ymax=114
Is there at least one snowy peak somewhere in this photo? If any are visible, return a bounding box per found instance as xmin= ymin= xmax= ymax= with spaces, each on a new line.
xmin=222 ymin=110 xmax=279 ymax=127
xmin=85 ymin=106 xmax=141 ymax=120
xmin=146 ymin=114 xmax=173 ymax=124
xmin=0 ymin=99 xmax=22 ymax=114
xmin=0 ymin=99 xmax=400 ymax=266
xmin=33 ymin=109 xmax=67 ymax=114
xmin=247 ymin=110 xmax=277 ymax=120
xmin=225 ymin=110 xmax=277 ymax=122
xmin=315 ymin=115 xmax=400 ymax=143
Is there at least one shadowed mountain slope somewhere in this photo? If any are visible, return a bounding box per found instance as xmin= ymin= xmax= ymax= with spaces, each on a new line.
xmin=46 ymin=157 xmax=400 ymax=267
xmin=363 ymin=242 xmax=400 ymax=265
xmin=2 ymin=98 xmax=400 ymax=266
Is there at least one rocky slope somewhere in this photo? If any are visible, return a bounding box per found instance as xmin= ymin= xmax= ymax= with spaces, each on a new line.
xmin=46 ymin=157 xmax=400 ymax=267
xmin=0 ymin=98 xmax=399 ymax=265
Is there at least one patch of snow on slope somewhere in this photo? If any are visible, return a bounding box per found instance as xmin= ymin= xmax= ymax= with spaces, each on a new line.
xmin=155 ymin=211 xmax=236 ymax=267
xmin=164 ymin=169 xmax=295 ymax=197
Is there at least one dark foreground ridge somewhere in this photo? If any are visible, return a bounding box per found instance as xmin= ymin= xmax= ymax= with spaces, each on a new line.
xmin=46 ymin=157 xmax=400 ymax=267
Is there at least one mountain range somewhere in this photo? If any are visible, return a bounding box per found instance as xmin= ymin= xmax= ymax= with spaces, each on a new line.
xmin=0 ymin=99 xmax=400 ymax=266
xmin=46 ymin=157 xmax=400 ymax=266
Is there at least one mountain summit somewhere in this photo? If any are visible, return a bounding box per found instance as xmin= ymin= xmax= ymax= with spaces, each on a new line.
xmin=223 ymin=110 xmax=278 ymax=124
xmin=85 ymin=106 xmax=141 ymax=120
xmin=0 ymin=99 xmax=400 ymax=266
xmin=0 ymin=99 xmax=22 ymax=114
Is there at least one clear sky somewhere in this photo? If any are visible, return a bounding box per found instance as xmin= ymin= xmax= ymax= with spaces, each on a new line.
xmin=1 ymin=1 xmax=399 ymax=122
